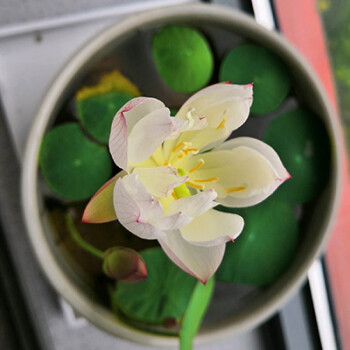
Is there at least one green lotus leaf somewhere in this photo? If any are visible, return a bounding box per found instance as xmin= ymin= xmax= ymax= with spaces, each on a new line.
xmin=77 ymin=91 xmax=134 ymax=143
xmin=219 ymin=43 xmax=291 ymax=114
xmin=152 ymin=26 xmax=213 ymax=93
xmin=263 ymin=108 xmax=331 ymax=203
xmin=39 ymin=123 xmax=112 ymax=200
xmin=216 ymin=197 xmax=299 ymax=286
xmin=112 ymin=248 xmax=197 ymax=324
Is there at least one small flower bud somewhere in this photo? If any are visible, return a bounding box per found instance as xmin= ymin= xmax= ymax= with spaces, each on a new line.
xmin=103 ymin=247 xmax=147 ymax=282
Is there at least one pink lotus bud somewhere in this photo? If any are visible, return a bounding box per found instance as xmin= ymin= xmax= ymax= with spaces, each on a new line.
xmin=103 ymin=247 xmax=147 ymax=282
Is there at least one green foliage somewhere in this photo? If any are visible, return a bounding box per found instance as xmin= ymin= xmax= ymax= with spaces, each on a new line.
xmin=264 ymin=109 xmax=331 ymax=203
xmin=39 ymin=123 xmax=112 ymax=200
xmin=112 ymin=248 xmax=197 ymax=324
xmin=216 ymin=197 xmax=298 ymax=286
xmin=152 ymin=26 xmax=213 ymax=93
xmin=180 ymin=278 xmax=215 ymax=350
xmin=170 ymin=108 xmax=179 ymax=116
xmin=219 ymin=43 xmax=291 ymax=114
xmin=77 ymin=91 xmax=134 ymax=143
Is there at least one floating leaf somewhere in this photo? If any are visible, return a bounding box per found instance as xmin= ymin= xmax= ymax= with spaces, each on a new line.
xmin=112 ymin=247 xmax=197 ymax=324
xmin=216 ymin=197 xmax=298 ymax=286
xmin=152 ymin=26 xmax=213 ymax=93
xmin=39 ymin=123 xmax=112 ymax=200
xmin=219 ymin=43 xmax=291 ymax=114
xmin=77 ymin=91 xmax=134 ymax=143
xmin=76 ymin=70 xmax=141 ymax=101
xmin=263 ymin=109 xmax=331 ymax=203
xmin=180 ymin=277 xmax=215 ymax=350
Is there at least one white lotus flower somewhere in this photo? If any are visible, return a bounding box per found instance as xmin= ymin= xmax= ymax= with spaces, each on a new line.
xmin=83 ymin=83 xmax=289 ymax=283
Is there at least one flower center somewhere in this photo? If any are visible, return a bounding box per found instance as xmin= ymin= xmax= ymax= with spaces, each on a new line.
xmin=173 ymin=168 xmax=191 ymax=199
xmin=189 ymin=158 xmax=204 ymax=173
xmin=166 ymin=143 xmax=221 ymax=194
xmin=172 ymin=141 xmax=198 ymax=157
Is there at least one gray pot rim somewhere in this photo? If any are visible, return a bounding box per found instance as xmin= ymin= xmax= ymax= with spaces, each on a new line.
xmin=21 ymin=3 xmax=342 ymax=347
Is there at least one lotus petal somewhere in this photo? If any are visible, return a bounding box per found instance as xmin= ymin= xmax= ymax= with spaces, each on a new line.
xmin=185 ymin=139 xmax=289 ymax=207
xmin=109 ymin=97 xmax=185 ymax=170
xmin=180 ymin=209 xmax=244 ymax=246
xmin=159 ymin=230 xmax=226 ymax=284
xmin=82 ymin=171 xmax=126 ymax=223
xmin=166 ymin=189 xmax=218 ymax=217
xmin=113 ymin=174 xmax=165 ymax=240
xmin=134 ymin=166 xmax=188 ymax=198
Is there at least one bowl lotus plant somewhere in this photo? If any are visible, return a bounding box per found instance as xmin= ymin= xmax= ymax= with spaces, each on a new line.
xmin=83 ymin=82 xmax=289 ymax=283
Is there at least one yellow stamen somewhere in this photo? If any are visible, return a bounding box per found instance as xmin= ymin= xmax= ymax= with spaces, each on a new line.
xmin=171 ymin=192 xmax=178 ymax=200
xmin=189 ymin=159 xmax=204 ymax=173
xmin=186 ymin=181 xmax=204 ymax=190
xmin=184 ymin=147 xmax=199 ymax=154
xmin=216 ymin=118 xmax=226 ymax=130
xmin=163 ymin=161 xmax=170 ymax=166
xmin=172 ymin=141 xmax=185 ymax=153
xmin=194 ymin=177 xmax=219 ymax=183
xmin=226 ymin=186 xmax=246 ymax=193
xmin=178 ymin=151 xmax=185 ymax=159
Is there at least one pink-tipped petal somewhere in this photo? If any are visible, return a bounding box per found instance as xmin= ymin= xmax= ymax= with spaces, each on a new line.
xmin=82 ymin=171 xmax=126 ymax=223
xmin=215 ymin=137 xmax=289 ymax=179
xmin=180 ymin=209 xmax=244 ymax=247
xmin=124 ymin=97 xmax=165 ymax=131
xmin=128 ymin=109 xmax=186 ymax=165
xmin=114 ymin=174 xmax=165 ymax=240
xmin=109 ymin=109 xmax=128 ymax=170
xmin=170 ymin=83 xmax=253 ymax=153
xmin=176 ymin=82 xmax=253 ymax=132
xmin=213 ymin=137 xmax=290 ymax=207
xmin=109 ymin=97 xmax=166 ymax=170
xmin=158 ymin=230 xmax=226 ymax=284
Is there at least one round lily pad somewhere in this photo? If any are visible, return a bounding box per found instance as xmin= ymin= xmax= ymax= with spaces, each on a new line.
xmin=152 ymin=26 xmax=213 ymax=93
xmin=216 ymin=197 xmax=299 ymax=286
xmin=113 ymin=248 xmax=197 ymax=324
xmin=219 ymin=43 xmax=291 ymax=114
xmin=39 ymin=123 xmax=112 ymax=200
xmin=77 ymin=91 xmax=133 ymax=143
xmin=263 ymin=109 xmax=331 ymax=204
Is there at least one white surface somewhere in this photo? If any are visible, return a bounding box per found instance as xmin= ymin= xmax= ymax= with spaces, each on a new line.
xmin=308 ymin=261 xmax=337 ymax=350
xmin=0 ymin=0 xmax=194 ymax=160
xmin=0 ymin=0 xmax=187 ymax=28
xmin=0 ymin=19 xmax=116 ymax=160
xmin=251 ymin=0 xmax=276 ymax=31
xmin=0 ymin=0 xmax=193 ymax=38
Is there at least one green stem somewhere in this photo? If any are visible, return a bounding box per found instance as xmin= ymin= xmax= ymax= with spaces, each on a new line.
xmin=65 ymin=214 xmax=104 ymax=260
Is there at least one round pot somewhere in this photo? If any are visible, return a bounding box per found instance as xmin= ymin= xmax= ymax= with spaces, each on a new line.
xmin=22 ymin=3 xmax=342 ymax=347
